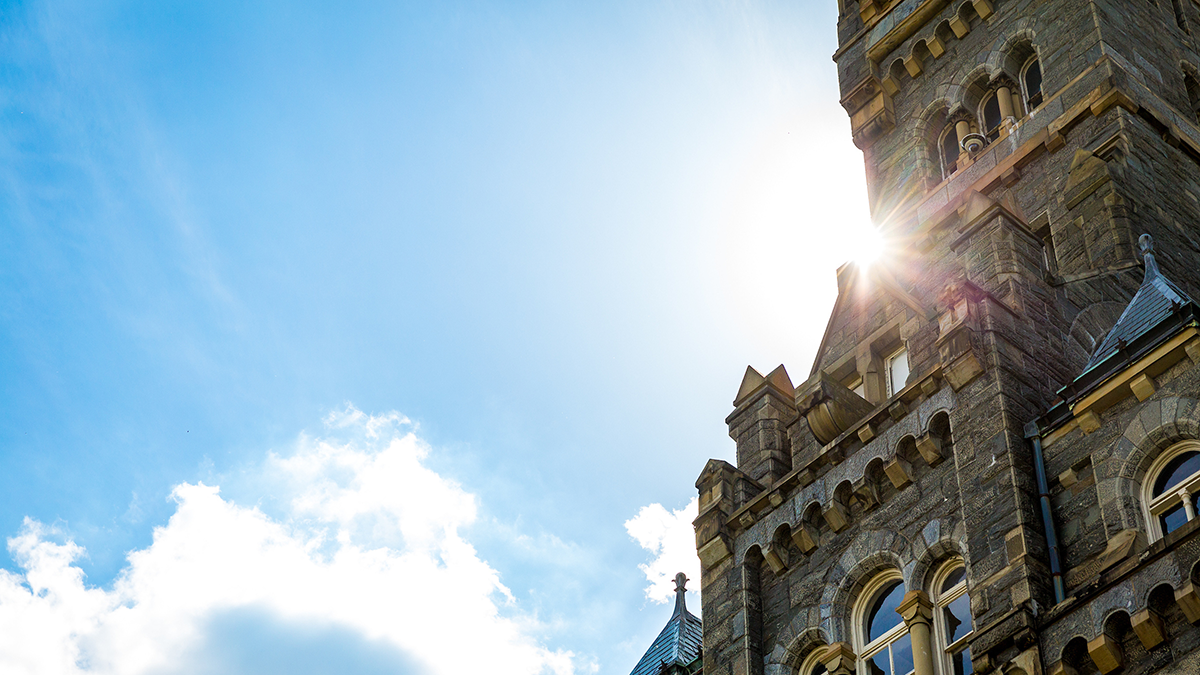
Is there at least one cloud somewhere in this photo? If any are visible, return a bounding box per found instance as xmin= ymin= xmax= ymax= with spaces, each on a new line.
xmin=0 ymin=406 xmax=575 ymax=675
xmin=624 ymin=498 xmax=700 ymax=606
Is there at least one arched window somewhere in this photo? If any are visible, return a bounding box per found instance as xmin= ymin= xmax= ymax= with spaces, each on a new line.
xmin=1143 ymin=442 xmax=1200 ymax=540
xmin=932 ymin=561 xmax=973 ymax=675
xmin=939 ymin=125 xmax=960 ymax=180
xmin=800 ymin=649 xmax=829 ymax=675
xmin=981 ymin=93 xmax=1002 ymax=142
xmin=1022 ymin=57 xmax=1043 ymax=110
xmin=856 ymin=573 xmax=913 ymax=675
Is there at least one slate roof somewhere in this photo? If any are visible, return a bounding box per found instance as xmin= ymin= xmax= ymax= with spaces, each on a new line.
xmin=1083 ymin=234 xmax=1196 ymax=373
xmin=629 ymin=573 xmax=703 ymax=675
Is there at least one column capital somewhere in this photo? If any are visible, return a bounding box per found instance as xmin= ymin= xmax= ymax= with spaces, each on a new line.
xmin=821 ymin=642 xmax=857 ymax=675
xmin=897 ymin=589 xmax=934 ymax=627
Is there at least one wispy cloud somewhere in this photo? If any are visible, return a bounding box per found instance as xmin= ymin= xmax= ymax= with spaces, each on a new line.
xmin=0 ymin=407 xmax=575 ymax=675
xmin=624 ymin=498 xmax=700 ymax=606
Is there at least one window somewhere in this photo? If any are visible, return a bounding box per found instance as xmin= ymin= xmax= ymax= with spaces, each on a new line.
xmin=939 ymin=125 xmax=960 ymax=179
xmin=1172 ymin=0 xmax=1189 ymax=33
xmin=932 ymin=561 xmax=973 ymax=675
xmin=1022 ymin=58 xmax=1043 ymax=110
xmin=981 ymin=93 xmax=1002 ymax=142
xmin=856 ymin=574 xmax=913 ymax=675
xmin=1144 ymin=442 xmax=1200 ymax=540
xmin=848 ymin=376 xmax=866 ymax=400
xmin=800 ymin=649 xmax=829 ymax=675
xmin=886 ymin=347 xmax=909 ymax=397
xmin=1185 ymin=71 xmax=1200 ymax=125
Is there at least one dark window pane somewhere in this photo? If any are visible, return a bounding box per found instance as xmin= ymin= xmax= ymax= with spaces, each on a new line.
xmin=940 ymin=567 xmax=965 ymax=594
xmin=1153 ymin=452 xmax=1200 ymax=496
xmin=867 ymin=581 xmax=905 ymax=642
xmin=984 ymin=95 xmax=1001 ymax=138
xmin=944 ymin=593 xmax=972 ymax=643
xmin=942 ymin=131 xmax=959 ymax=177
xmin=892 ymin=634 xmax=914 ymax=675
xmin=1162 ymin=504 xmax=1189 ymax=534
xmin=952 ymin=647 xmax=973 ymax=675
xmin=811 ymin=663 xmax=827 ymax=675
xmin=1024 ymin=60 xmax=1042 ymax=107
xmin=867 ymin=653 xmax=888 ymax=675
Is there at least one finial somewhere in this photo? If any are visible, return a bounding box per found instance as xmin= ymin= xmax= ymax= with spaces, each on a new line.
xmin=1140 ymin=233 xmax=1161 ymax=279
xmin=672 ymin=572 xmax=689 ymax=618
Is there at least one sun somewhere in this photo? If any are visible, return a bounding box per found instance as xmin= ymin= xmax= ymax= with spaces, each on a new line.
xmin=851 ymin=221 xmax=886 ymax=270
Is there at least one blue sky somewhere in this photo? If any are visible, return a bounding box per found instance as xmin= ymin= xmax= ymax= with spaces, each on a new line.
xmin=0 ymin=1 xmax=874 ymax=672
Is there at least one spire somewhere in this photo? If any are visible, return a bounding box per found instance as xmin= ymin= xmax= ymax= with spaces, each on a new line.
xmin=672 ymin=572 xmax=689 ymax=618
xmin=1141 ymin=233 xmax=1160 ymax=278
xmin=629 ymin=572 xmax=703 ymax=675
xmin=1083 ymin=233 xmax=1196 ymax=372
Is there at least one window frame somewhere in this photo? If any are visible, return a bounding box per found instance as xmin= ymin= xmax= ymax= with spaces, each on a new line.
xmin=980 ymin=92 xmax=1002 ymax=143
xmin=1020 ymin=56 xmax=1043 ymax=112
xmin=854 ymin=571 xmax=912 ymax=675
xmin=931 ymin=560 xmax=973 ymax=675
xmin=1142 ymin=441 xmax=1200 ymax=541
xmin=885 ymin=346 xmax=909 ymax=398
xmin=800 ymin=648 xmax=829 ymax=675
xmin=937 ymin=124 xmax=960 ymax=180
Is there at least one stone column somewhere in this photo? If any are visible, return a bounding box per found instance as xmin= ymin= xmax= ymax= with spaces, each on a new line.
xmin=898 ymin=590 xmax=936 ymax=675
xmin=1011 ymin=90 xmax=1024 ymax=118
xmin=997 ymin=86 xmax=1014 ymax=119
xmin=955 ymin=120 xmax=971 ymax=163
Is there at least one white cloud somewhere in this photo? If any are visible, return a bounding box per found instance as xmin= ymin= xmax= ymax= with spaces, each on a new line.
xmin=0 ymin=406 xmax=575 ymax=675
xmin=624 ymin=498 xmax=700 ymax=606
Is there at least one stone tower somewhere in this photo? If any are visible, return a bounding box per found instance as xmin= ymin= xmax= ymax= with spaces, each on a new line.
xmin=693 ymin=2 xmax=1200 ymax=675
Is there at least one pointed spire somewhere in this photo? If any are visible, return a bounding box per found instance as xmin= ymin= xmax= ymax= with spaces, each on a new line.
xmin=672 ymin=572 xmax=689 ymax=618
xmin=1140 ymin=233 xmax=1160 ymax=279
xmin=1082 ymin=233 xmax=1195 ymax=372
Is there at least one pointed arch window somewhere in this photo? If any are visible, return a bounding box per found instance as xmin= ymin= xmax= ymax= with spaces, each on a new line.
xmin=932 ymin=561 xmax=973 ymax=675
xmin=1021 ymin=57 xmax=1043 ymax=110
xmin=1144 ymin=442 xmax=1200 ymax=540
xmin=855 ymin=573 xmax=913 ymax=675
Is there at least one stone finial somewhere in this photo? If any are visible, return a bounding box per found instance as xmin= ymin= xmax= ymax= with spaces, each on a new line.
xmin=672 ymin=572 xmax=690 ymax=617
xmin=1140 ymin=233 xmax=1160 ymax=278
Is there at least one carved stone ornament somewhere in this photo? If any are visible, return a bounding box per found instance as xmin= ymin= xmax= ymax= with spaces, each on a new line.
xmin=796 ymin=371 xmax=875 ymax=445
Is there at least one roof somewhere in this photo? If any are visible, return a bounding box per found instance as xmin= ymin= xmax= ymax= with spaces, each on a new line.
xmin=1037 ymin=234 xmax=1200 ymax=432
xmin=1082 ymin=234 xmax=1196 ymax=373
xmin=629 ymin=573 xmax=703 ymax=675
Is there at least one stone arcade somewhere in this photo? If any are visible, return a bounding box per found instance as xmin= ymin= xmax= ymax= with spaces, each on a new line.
xmin=682 ymin=1 xmax=1200 ymax=675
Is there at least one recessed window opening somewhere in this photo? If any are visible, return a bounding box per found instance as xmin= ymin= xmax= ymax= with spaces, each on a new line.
xmin=982 ymin=94 xmax=1002 ymax=142
xmin=848 ymin=376 xmax=866 ymax=399
xmin=800 ymin=649 xmax=828 ymax=675
xmin=939 ymin=125 xmax=960 ymax=180
xmin=1172 ymin=0 xmax=1189 ymax=33
xmin=1144 ymin=442 xmax=1200 ymax=540
xmin=886 ymin=347 xmax=909 ymax=397
xmin=933 ymin=561 xmax=973 ymax=675
xmin=857 ymin=575 xmax=913 ymax=675
xmin=1185 ymin=71 xmax=1200 ymax=125
xmin=1022 ymin=58 xmax=1043 ymax=110
xmin=1034 ymin=222 xmax=1056 ymax=276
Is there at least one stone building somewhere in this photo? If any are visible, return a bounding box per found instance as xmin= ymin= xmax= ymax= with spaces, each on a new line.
xmin=691 ymin=1 xmax=1200 ymax=675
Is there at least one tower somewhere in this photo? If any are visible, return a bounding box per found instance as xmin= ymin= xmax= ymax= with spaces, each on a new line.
xmin=694 ymin=2 xmax=1200 ymax=675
